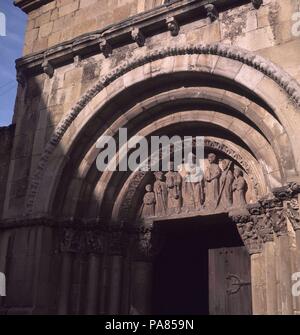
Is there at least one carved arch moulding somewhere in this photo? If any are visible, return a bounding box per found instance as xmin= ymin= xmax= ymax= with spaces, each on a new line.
xmin=25 ymin=43 xmax=300 ymax=215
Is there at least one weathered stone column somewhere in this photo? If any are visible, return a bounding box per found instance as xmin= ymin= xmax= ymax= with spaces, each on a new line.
xmin=130 ymin=260 xmax=153 ymax=315
xmin=231 ymin=210 xmax=266 ymax=315
xmin=85 ymin=231 xmax=104 ymax=315
xmin=57 ymin=228 xmax=75 ymax=315
xmin=107 ymin=229 xmax=125 ymax=315
xmin=252 ymin=204 xmax=277 ymax=315
xmin=286 ymin=196 xmax=300 ymax=314
xmin=130 ymin=223 xmax=161 ymax=315
xmin=271 ymin=204 xmax=293 ymax=315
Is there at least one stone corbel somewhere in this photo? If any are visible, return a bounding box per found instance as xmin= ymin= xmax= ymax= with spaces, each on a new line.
xmin=131 ymin=27 xmax=145 ymax=47
xmin=42 ymin=59 xmax=54 ymax=78
xmin=73 ymin=55 xmax=82 ymax=67
xmin=205 ymin=4 xmax=219 ymax=22
xmin=99 ymin=37 xmax=112 ymax=58
xmin=16 ymin=69 xmax=26 ymax=87
xmin=252 ymin=0 xmax=263 ymax=9
xmin=166 ymin=16 xmax=179 ymax=37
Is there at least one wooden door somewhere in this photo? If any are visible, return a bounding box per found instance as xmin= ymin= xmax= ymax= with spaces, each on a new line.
xmin=209 ymin=246 xmax=252 ymax=315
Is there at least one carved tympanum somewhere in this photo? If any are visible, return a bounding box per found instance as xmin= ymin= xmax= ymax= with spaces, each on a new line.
xmin=140 ymin=153 xmax=249 ymax=219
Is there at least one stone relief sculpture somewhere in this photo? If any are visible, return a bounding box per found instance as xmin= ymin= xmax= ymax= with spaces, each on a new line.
xmin=181 ymin=168 xmax=195 ymax=213
xmin=189 ymin=153 xmax=205 ymax=210
xmin=180 ymin=153 xmax=204 ymax=212
xmin=140 ymin=153 xmax=249 ymax=219
xmin=153 ymin=172 xmax=168 ymax=217
xmin=205 ymin=153 xmax=221 ymax=209
xmin=140 ymin=185 xmax=156 ymax=218
xmin=218 ymin=159 xmax=234 ymax=209
xmin=165 ymin=162 xmax=182 ymax=215
xmin=232 ymin=166 xmax=248 ymax=208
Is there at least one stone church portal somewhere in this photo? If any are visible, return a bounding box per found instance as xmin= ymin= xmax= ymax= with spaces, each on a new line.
xmin=0 ymin=0 xmax=300 ymax=315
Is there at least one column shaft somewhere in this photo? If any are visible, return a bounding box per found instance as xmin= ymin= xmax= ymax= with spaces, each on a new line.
xmin=85 ymin=254 xmax=101 ymax=315
xmin=130 ymin=261 xmax=153 ymax=315
xmin=107 ymin=255 xmax=123 ymax=315
xmin=57 ymin=253 xmax=73 ymax=315
xmin=251 ymin=253 xmax=267 ymax=315
xmin=264 ymin=241 xmax=278 ymax=314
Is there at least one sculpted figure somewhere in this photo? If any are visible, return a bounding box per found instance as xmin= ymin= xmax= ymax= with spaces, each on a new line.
xmin=182 ymin=153 xmax=205 ymax=211
xmin=153 ymin=172 xmax=168 ymax=217
xmin=205 ymin=153 xmax=221 ymax=209
xmin=165 ymin=162 xmax=182 ymax=215
xmin=218 ymin=159 xmax=234 ymax=209
xmin=140 ymin=185 xmax=156 ymax=218
xmin=181 ymin=168 xmax=195 ymax=212
xmin=232 ymin=166 xmax=248 ymax=208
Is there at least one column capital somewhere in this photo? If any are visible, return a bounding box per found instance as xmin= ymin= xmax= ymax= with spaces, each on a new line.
xmin=131 ymin=223 xmax=164 ymax=262
xmin=253 ymin=211 xmax=274 ymax=243
xmin=236 ymin=220 xmax=263 ymax=255
xmin=256 ymin=196 xmax=288 ymax=237
xmin=107 ymin=229 xmax=126 ymax=256
xmin=230 ymin=209 xmax=262 ymax=255
xmin=60 ymin=228 xmax=104 ymax=255
xmin=287 ymin=198 xmax=300 ymax=232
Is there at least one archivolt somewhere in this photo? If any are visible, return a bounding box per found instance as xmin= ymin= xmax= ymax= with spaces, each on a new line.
xmin=26 ymin=43 xmax=300 ymax=214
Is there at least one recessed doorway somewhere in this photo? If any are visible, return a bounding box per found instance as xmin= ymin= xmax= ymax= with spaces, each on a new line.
xmin=152 ymin=213 xmax=252 ymax=315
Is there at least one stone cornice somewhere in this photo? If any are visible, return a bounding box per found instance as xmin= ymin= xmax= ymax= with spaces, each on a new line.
xmin=14 ymin=0 xmax=54 ymax=14
xmin=15 ymin=0 xmax=251 ymax=76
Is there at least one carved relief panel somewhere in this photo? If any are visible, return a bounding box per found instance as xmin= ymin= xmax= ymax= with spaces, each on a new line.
xmin=139 ymin=152 xmax=250 ymax=220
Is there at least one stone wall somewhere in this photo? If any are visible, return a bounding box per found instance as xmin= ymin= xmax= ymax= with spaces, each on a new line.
xmin=0 ymin=126 xmax=14 ymax=218
xmin=23 ymin=0 xmax=165 ymax=54
xmin=6 ymin=0 xmax=299 ymax=218
xmin=2 ymin=0 xmax=300 ymax=315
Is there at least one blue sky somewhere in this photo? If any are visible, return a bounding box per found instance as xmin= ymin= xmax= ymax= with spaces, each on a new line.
xmin=0 ymin=1 xmax=26 ymax=127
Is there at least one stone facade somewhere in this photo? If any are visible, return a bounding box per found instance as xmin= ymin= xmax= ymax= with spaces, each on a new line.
xmin=0 ymin=0 xmax=300 ymax=314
